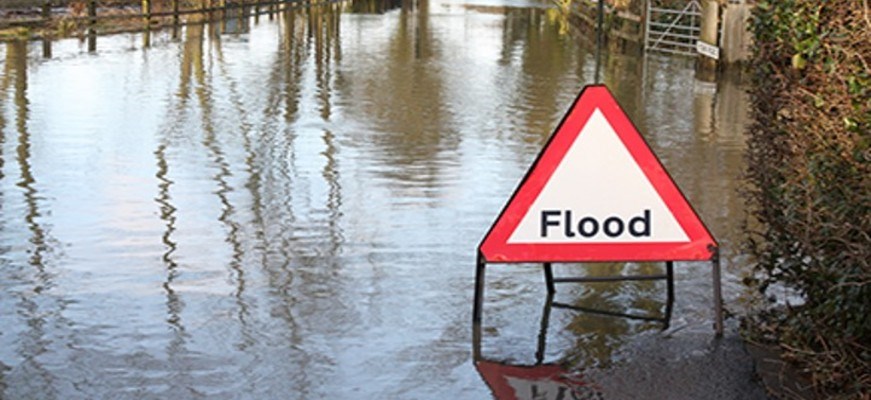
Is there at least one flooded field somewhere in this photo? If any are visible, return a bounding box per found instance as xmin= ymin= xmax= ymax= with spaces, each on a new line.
xmin=0 ymin=0 xmax=765 ymax=398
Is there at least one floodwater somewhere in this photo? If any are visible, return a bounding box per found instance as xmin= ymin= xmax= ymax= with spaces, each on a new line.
xmin=0 ymin=0 xmax=765 ymax=398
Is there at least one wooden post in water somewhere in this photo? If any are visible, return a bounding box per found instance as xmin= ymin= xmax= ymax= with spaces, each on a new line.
xmin=220 ymin=0 xmax=227 ymax=32
xmin=696 ymin=0 xmax=719 ymax=81
xmin=142 ymin=0 xmax=152 ymax=47
xmin=640 ymin=0 xmax=649 ymax=52
xmin=142 ymin=0 xmax=151 ymax=26
xmin=88 ymin=0 xmax=97 ymax=27
xmin=42 ymin=1 xmax=52 ymax=58
xmin=42 ymin=38 xmax=52 ymax=58
xmin=172 ymin=0 xmax=179 ymax=26
xmin=41 ymin=1 xmax=51 ymax=21
xmin=242 ymin=0 xmax=250 ymax=31
xmin=88 ymin=0 xmax=97 ymax=52
xmin=721 ymin=1 xmax=750 ymax=65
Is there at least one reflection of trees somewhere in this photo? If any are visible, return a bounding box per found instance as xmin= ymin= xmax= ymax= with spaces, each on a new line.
xmin=240 ymin=10 xmax=313 ymax=390
xmin=559 ymin=262 xmax=666 ymax=367
xmin=636 ymin=58 xmax=749 ymax=266
xmin=310 ymin=3 xmax=342 ymax=121
xmin=309 ymin=5 xmax=345 ymax=252
xmin=10 ymin=42 xmax=48 ymax=283
xmin=273 ymin=4 xmax=346 ymax=307
xmin=339 ymin=2 xmax=586 ymax=193
xmin=153 ymin=23 xmax=204 ymax=390
xmin=154 ymin=7 xmax=349 ymax=392
xmin=251 ymin=8 xmax=350 ymax=392
xmin=347 ymin=0 xmax=402 ymax=14
xmin=2 ymin=40 xmax=60 ymax=399
xmin=499 ymin=7 xmax=583 ymax=146
xmin=345 ymin=0 xmax=460 ymax=191
xmin=709 ymin=73 xmax=749 ymax=266
xmin=194 ymin=26 xmax=249 ymax=335
xmin=603 ymin=51 xmax=644 ymax=121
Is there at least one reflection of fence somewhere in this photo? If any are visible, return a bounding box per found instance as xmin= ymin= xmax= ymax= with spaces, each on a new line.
xmin=644 ymin=0 xmax=702 ymax=56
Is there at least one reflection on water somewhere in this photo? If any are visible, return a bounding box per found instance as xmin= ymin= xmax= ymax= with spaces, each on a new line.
xmin=0 ymin=0 xmax=750 ymax=397
xmin=552 ymin=263 xmax=671 ymax=368
xmin=474 ymin=293 xmax=609 ymax=400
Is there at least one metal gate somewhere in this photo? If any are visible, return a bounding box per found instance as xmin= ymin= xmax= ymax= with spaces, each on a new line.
xmin=644 ymin=0 xmax=702 ymax=56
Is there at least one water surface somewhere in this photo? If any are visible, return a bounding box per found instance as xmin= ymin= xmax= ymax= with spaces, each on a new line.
xmin=0 ymin=1 xmax=758 ymax=398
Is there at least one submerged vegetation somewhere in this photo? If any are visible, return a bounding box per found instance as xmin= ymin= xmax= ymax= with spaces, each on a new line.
xmin=743 ymin=0 xmax=870 ymax=397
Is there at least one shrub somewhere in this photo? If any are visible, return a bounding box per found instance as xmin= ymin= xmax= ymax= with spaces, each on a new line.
xmin=743 ymin=0 xmax=870 ymax=397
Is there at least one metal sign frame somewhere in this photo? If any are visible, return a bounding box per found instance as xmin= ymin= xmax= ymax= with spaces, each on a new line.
xmin=473 ymin=252 xmax=724 ymax=339
xmin=474 ymin=85 xmax=724 ymax=337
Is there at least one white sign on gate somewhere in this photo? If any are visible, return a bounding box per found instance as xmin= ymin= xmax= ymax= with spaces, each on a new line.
xmin=696 ymin=40 xmax=720 ymax=60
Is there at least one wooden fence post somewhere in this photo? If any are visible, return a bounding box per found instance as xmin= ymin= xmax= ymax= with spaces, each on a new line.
xmin=41 ymin=1 xmax=52 ymax=58
xmin=41 ymin=1 xmax=51 ymax=21
xmin=142 ymin=0 xmax=151 ymax=26
xmin=88 ymin=0 xmax=96 ymax=25
xmin=87 ymin=0 xmax=97 ymax=52
xmin=640 ymin=0 xmax=649 ymax=51
xmin=696 ymin=0 xmax=718 ymax=81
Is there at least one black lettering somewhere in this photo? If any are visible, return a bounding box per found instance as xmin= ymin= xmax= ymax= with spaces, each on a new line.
xmin=603 ymin=216 xmax=625 ymax=237
xmin=564 ymin=210 xmax=575 ymax=237
xmin=578 ymin=217 xmax=599 ymax=237
xmin=629 ymin=209 xmax=651 ymax=237
xmin=541 ymin=210 xmax=561 ymax=237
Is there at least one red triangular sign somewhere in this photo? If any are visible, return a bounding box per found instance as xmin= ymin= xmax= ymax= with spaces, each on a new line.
xmin=479 ymin=85 xmax=716 ymax=262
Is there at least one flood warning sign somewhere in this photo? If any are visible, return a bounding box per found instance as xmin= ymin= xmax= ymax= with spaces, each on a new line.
xmin=479 ymin=85 xmax=715 ymax=263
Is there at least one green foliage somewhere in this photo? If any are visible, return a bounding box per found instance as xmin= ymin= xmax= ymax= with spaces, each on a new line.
xmin=744 ymin=0 xmax=870 ymax=397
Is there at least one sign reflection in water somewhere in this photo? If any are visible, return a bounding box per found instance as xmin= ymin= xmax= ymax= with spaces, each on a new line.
xmin=0 ymin=0 xmax=750 ymax=397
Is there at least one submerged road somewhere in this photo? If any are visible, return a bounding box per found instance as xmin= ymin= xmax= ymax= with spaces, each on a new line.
xmin=0 ymin=0 xmax=766 ymax=398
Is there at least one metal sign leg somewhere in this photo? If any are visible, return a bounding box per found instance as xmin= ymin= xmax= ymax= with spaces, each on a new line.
xmin=473 ymin=253 xmax=486 ymax=360
xmin=543 ymin=262 xmax=555 ymax=295
xmin=473 ymin=313 xmax=482 ymax=361
xmin=712 ymin=249 xmax=724 ymax=337
xmin=473 ymin=256 xmax=486 ymax=324
xmin=664 ymin=261 xmax=674 ymax=329
xmin=535 ymin=292 xmax=554 ymax=365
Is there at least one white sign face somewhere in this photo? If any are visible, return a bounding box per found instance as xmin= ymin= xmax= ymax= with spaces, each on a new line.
xmin=696 ymin=40 xmax=720 ymax=60
xmin=507 ymin=109 xmax=690 ymax=244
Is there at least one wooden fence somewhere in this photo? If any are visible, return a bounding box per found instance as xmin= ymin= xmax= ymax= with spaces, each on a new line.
xmin=569 ymin=0 xmax=645 ymax=45
xmin=0 ymin=0 xmax=329 ymax=36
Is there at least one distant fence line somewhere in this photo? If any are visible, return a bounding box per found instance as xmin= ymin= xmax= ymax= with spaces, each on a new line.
xmin=0 ymin=0 xmax=345 ymax=37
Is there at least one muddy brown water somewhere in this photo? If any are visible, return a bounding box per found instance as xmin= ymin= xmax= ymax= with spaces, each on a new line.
xmin=0 ymin=0 xmax=767 ymax=398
